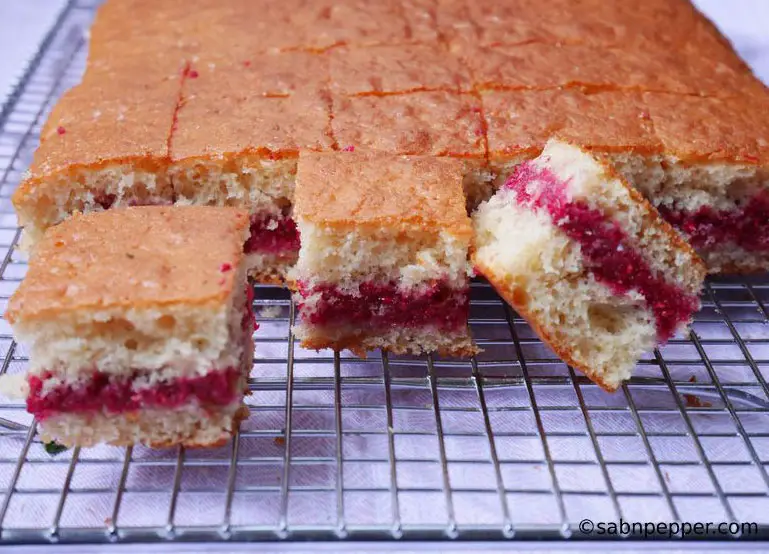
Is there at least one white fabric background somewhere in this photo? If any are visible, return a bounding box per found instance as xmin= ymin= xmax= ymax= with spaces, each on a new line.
xmin=695 ymin=0 xmax=769 ymax=83
xmin=0 ymin=0 xmax=67 ymax=107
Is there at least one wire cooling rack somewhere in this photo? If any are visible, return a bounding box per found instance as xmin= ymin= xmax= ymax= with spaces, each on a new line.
xmin=0 ymin=0 xmax=768 ymax=546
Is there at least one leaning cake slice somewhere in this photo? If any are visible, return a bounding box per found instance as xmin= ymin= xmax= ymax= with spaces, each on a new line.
xmin=289 ymin=152 xmax=476 ymax=357
xmin=4 ymin=206 xmax=255 ymax=447
xmin=472 ymin=139 xmax=705 ymax=391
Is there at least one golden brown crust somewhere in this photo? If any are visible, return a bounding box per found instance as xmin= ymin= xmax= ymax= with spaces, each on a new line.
xmin=483 ymin=87 xmax=769 ymax=194
xmin=249 ymin=272 xmax=285 ymax=286
xmin=171 ymin=85 xmax=333 ymax=162
xmin=299 ymin=331 xmax=479 ymax=359
xmin=329 ymin=44 xmax=472 ymax=95
xmin=86 ymin=0 xmax=192 ymax=89
xmin=331 ymin=92 xmax=485 ymax=157
xmin=7 ymin=206 xmax=250 ymax=323
xmin=466 ymin=42 xmax=751 ymax=98
xmin=89 ymin=0 xmax=243 ymax=62
xmin=484 ymin=89 xmax=660 ymax=160
xmin=698 ymin=248 xmax=769 ymax=275
xmin=146 ymin=0 xmax=412 ymax=54
xmin=84 ymin=48 xmax=187 ymax=91
xmin=295 ymin=151 xmax=472 ymax=239
xmin=14 ymin=79 xmax=179 ymax=208
xmin=292 ymin=0 xmax=410 ymax=50
xmin=685 ymin=6 xmax=758 ymax=78
xmin=643 ymin=92 xmax=769 ymax=164
xmin=443 ymin=0 xmax=704 ymax=48
xmin=147 ymin=405 xmax=250 ymax=449
xmin=40 ymin=404 xmax=250 ymax=449
xmin=473 ymin=260 xmax=618 ymax=393
xmin=189 ymin=51 xmax=329 ymax=98
xmin=399 ymin=0 xmax=441 ymax=43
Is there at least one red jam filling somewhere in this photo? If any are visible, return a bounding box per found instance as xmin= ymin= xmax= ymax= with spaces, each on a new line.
xmin=296 ymin=280 xmax=469 ymax=330
xmin=506 ymin=162 xmax=699 ymax=341
xmin=658 ymin=192 xmax=769 ymax=253
xmin=29 ymin=289 xmax=255 ymax=420
xmin=244 ymin=284 xmax=258 ymax=332
xmin=27 ymin=367 xmax=241 ymax=421
xmin=244 ymin=212 xmax=300 ymax=255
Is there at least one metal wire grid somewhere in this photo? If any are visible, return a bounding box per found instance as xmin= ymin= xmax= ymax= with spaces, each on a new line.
xmin=0 ymin=0 xmax=767 ymax=545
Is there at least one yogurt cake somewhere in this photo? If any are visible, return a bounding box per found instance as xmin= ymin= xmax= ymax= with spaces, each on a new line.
xmin=3 ymin=206 xmax=256 ymax=447
xmin=473 ymin=140 xmax=706 ymax=390
xmin=289 ymin=152 xmax=476 ymax=356
xmin=13 ymin=0 xmax=769 ymax=276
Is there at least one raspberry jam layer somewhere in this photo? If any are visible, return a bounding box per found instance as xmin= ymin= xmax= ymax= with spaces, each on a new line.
xmin=507 ymin=162 xmax=699 ymax=341
xmin=296 ymin=280 xmax=469 ymax=331
xmin=244 ymin=212 xmax=300 ymax=255
xmin=658 ymin=192 xmax=769 ymax=253
xmin=27 ymin=367 xmax=242 ymax=421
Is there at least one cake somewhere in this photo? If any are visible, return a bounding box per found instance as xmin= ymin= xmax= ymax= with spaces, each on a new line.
xmin=330 ymin=91 xmax=492 ymax=210
xmin=12 ymin=78 xmax=180 ymax=249
xmin=289 ymin=152 xmax=476 ymax=357
xmin=472 ymin=140 xmax=706 ymax=391
xmin=3 ymin=206 xmax=255 ymax=447
xmin=635 ymin=93 xmax=769 ymax=273
xmin=12 ymin=0 xmax=769 ymax=275
xmin=168 ymin=53 xmax=334 ymax=282
xmin=328 ymin=43 xmax=472 ymax=95
xmin=482 ymin=89 xmax=769 ymax=274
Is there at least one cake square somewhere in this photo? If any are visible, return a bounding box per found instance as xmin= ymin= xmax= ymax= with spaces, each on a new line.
xmin=451 ymin=0 xmax=702 ymax=48
xmin=13 ymin=79 xmax=179 ymax=248
xmin=634 ymin=93 xmax=769 ymax=272
xmin=173 ymin=66 xmax=333 ymax=158
xmin=643 ymin=93 xmax=765 ymax=163
xmin=472 ymin=140 xmax=705 ymax=391
xmin=289 ymin=151 xmax=476 ymax=357
xmin=482 ymin=89 xmax=659 ymax=184
xmin=466 ymin=42 xmax=748 ymax=97
xmin=86 ymin=4 xmax=191 ymax=92
xmin=329 ymin=44 xmax=472 ymax=95
xmin=88 ymin=0 xmax=256 ymax=75
xmin=170 ymin=69 xmax=334 ymax=281
xmin=84 ymin=50 xmax=186 ymax=91
xmin=332 ymin=91 xmax=484 ymax=156
xmin=188 ymin=0 xmax=408 ymax=53
xmin=88 ymin=0 xmax=205 ymax=55
xmin=4 ymin=206 xmax=255 ymax=447
xmin=187 ymin=50 xmax=329 ymax=99
xmin=292 ymin=0 xmax=410 ymax=49
xmin=331 ymin=91 xmax=491 ymax=208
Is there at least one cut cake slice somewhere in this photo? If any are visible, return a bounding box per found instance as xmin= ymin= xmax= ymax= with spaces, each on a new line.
xmin=289 ymin=152 xmax=476 ymax=357
xmin=3 ymin=206 xmax=256 ymax=447
xmin=472 ymin=139 xmax=705 ymax=391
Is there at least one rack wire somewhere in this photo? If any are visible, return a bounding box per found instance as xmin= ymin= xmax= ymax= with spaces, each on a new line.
xmin=0 ymin=0 xmax=768 ymax=545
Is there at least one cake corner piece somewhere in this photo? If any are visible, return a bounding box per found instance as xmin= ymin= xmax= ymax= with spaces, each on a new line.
xmin=472 ymin=138 xmax=705 ymax=391
xmin=290 ymin=151 xmax=477 ymax=358
xmin=5 ymin=205 xmax=256 ymax=448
